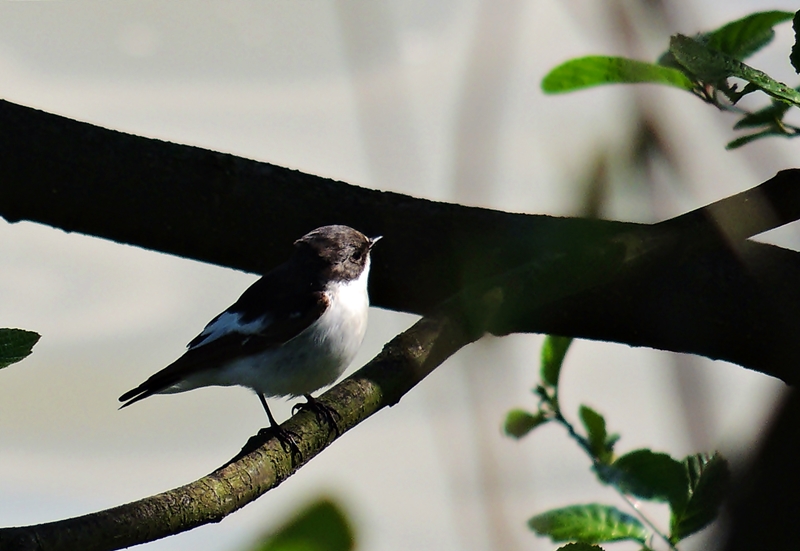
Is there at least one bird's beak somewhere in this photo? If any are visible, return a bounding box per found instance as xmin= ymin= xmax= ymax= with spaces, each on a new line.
xmin=369 ymin=236 xmax=382 ymax=249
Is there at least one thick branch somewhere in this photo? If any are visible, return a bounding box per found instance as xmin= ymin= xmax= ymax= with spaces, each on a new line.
xmin=0 ymin=305 xmax=482 ymax=551
xmin=2 ymin=99 xmax=800 ymax=380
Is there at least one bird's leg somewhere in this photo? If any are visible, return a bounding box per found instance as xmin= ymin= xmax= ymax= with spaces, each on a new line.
xmin=293 ymin=394 xmax=341 ymax=436
xmin=257 ymin=393 xmax=301 ymax=457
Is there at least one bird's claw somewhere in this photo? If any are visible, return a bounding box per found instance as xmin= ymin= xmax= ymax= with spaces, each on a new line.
xmin=257 ymin=425 xmax=302 ymax=458
xmin=293 ymin=395 xmax=341 ymax=436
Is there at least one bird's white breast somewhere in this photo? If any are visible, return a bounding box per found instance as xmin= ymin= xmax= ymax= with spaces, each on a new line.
xmin=212 ymin=258 xmax=371 ymax=397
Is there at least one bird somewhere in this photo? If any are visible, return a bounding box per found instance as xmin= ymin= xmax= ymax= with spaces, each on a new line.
xmin=119 ymin=225 xmax=380 ymax=441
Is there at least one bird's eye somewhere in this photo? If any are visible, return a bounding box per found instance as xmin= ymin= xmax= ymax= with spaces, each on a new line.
xmin=352 ymin=249 xmax=363 ymax=261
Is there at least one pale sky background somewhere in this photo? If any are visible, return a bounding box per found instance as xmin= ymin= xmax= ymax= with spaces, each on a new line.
xmin=0 ymin=2 xmax=798 ymax=550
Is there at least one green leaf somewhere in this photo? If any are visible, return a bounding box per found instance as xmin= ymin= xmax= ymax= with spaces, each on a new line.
xmin=726 ymin=128 xmax=787 ymax=149
xmin=605 ymin=433 xmax=620 ymax=450
xmin=504 ymin=409 xmax=547 ymax=439
xmin=727 ymin=64 xmax=800 ymax=105
xmin=670 ymin=34 xmax=800 ymax=105
xmin=792 ymin=11 xmax=800 ymax=73
xmin=733 ymin=100 xmax=792 ymax=128
xmin=579 ymin=406 xmax=606 ymax=446
xmin=541 ymin=335 xmax=572 ymax=387
xmin=599 ymin=449 xmax=688 ymax=512
xmin=706 ymin=11 xmax=793 ymax=60
xmin=579 ymin=405 xmax=614 ymax=463
xmin=668 ymin=34 xmax=732 ymax=81
xmin=0 ymin=329 xmax=40 ymax=369
xmin=542 ymin=56 xmax=694 ymax=94
xmin=670 ymin=453 xmax=731 ymax=543
xmin=529 ymin=504 xmax=648 ymax=544
xmin=555 ymin=544 xmax=605 ymax=551
xmin=252 ymin=498 xmax=355 ymax=551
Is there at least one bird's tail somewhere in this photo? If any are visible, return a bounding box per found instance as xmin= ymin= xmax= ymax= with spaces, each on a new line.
xmin=118 ymin=385 xmax=159 ymax=409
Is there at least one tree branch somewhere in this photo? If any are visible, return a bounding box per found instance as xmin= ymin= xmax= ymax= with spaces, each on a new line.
xmin=2 ymin=99 xmax=800 ymax=380
xmin=0 ymin=303 xmax=485 ymax=551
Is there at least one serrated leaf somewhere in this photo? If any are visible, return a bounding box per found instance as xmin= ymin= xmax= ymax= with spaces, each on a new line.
xmin=670 ymin=34 xmax=800 ymax=105
xmin=579 ymin=405 xmax=614 ymax=463
xmin=252 ymin=498 xmax=354 ymax=551
xmin=706 ymin=11 xmax=793 ymax=60
xmin=504 ymin=409 xmax=547 ymax=439
xmin=529 ymin=504 xmax=648 ymax=544
xmin=555 ymin=544 xmax=605 ymax=551
xmin=599 ymin=450 xmax=688 ymax=512
xmin=541 ymin=335 xmax=572 ymax=387
xmin=669 ymin=34 xmax=734 ymax=81
xmin=670 ymin=453 xmax=731 ymax=543
xmin=542 ymin=56 xmax=694 ymax=94
xmin=0 ymin=329 xmax=40 ymax=369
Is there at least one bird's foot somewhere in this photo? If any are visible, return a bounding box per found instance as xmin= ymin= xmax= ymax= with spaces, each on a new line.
xmin=257 ymin=425 xmax=302 ymax=458
xmin=293 ymin=395 xmax=341 ymax=436
xmin=256 ymin=393 xmax=302 ymax=458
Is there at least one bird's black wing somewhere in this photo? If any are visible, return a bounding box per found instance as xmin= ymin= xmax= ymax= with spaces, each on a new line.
xmin=119 ymin=262 xmax=328 ymax=408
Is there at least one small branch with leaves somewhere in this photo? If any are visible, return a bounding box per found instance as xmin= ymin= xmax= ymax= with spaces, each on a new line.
xmin=542 ymin=10 xmax=800 ymax=149
xmin=505 ymin=336 xmax=730 ymax=551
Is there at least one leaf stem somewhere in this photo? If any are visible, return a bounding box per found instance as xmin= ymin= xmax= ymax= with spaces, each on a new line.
xmin=542 ymin=385 xmax=677 ymax=550
xmin=615 ymin=490 xmax=678 ymax=551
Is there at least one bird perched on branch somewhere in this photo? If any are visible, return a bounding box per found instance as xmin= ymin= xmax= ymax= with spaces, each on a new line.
xmin=120 ymin=225 xmax=380 ymax=442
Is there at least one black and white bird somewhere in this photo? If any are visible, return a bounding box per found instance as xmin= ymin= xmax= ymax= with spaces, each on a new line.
xmin=119 ymin=225 xmax=379 ymax=434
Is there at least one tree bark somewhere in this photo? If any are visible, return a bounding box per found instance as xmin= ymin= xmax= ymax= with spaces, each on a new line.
xmin=0 ymin=309 xmax=478 ymax=551
xmin=2 ymin=99 xmax=800 ymax=380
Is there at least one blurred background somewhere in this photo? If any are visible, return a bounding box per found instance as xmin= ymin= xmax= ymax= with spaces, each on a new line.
xmin=0 ymin=1 xmax=797 ymax=549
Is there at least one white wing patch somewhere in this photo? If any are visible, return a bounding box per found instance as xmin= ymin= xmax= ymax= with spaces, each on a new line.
xmin=190 ymin=311 xmax=271 ymax=349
